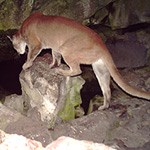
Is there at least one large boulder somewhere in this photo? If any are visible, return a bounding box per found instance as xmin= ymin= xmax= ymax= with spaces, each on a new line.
xmin=109 ymin=0 xmax=150 ymax=29
xmin=4 ymin=53 xmax=85 ymax=127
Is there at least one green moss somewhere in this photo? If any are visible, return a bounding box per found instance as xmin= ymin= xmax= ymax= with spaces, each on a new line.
xmin=59 ymin=77 xmax=84 ymax=121
xmin=87 ymin=95 xmax=103 ymax=114
xmin=58 ymin=97 xmax=76 ymax=121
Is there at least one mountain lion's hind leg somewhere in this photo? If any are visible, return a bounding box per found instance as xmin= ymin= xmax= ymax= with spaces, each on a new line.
xmin=92 ymin=59 xmax=111 ymax=110
xmin=56 ymin=53 xmax=82 ymax=76
xmin=56 ymin=61 xmax=82 ymax=76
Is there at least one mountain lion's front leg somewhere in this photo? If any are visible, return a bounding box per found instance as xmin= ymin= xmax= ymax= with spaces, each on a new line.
xmin=23 ymin=44 xmax=42 ymax=70
xmin=50 ymin=51 xmax=61 ymax=68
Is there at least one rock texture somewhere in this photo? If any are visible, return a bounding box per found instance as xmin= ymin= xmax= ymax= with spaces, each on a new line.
xmin=109 ymin=0 xmax=150 ymax=29
xmin=106 ymin=32 xmax=147 ymax=68
xmin=0 ymin=130 xmax=117 ymax=150
xmin=1 ymin=0 xmax=150 ymax=66
xmin=1 ymin=0 xmax=150 ymax=30
xmin=0 ymin=1 xmax=149 ymax=149
xmin=0 ymin=0 xmax=31 ymax=30
xmin=0 ymin=53 xmax=85 ymax=146
xmin=0 ymin=102 xmax=53 ymax=146
xmin=3 ymin=53 xmax=85 ymax=127
xmin=0 ymin=57 xmax=149 ymax=149
xmin=51 ymin=97 xmax=150 ymax=149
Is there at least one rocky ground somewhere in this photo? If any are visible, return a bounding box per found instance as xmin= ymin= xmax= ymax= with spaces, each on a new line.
xmin=0 ymin=66 xmax=149 ymax=150
xmin=0 ymin=1 xmax=150 ymax=149
xmin=50 ymin=67 xmax=150 ymax=149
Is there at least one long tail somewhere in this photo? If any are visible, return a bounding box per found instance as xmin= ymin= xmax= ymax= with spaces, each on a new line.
xmin=102 ymin=51 xmax=150 ymax=100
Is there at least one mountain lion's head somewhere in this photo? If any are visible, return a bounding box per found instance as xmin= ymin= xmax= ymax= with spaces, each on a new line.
xmin=8 ymin=34 xmax=26 ymax=55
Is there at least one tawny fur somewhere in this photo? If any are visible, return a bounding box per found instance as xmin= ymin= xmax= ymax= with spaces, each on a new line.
xmin=10 ymin=12 xmax=150 ymax=110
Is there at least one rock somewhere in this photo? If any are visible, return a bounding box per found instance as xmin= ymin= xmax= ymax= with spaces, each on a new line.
xmin=4 ymin=94 xmax=24 ymax=114
xmin=0 ymin=0 xmax=31 ymax=30
xmin=19 ymin=64 xmax=67 ymax=126
xmin=145 ymin=77 xmax=150 ymax=89
xmin=1 ymin=53 xmax=85 ymax=145
xmin=0 ymin=0 xmax=113 ymax=30
xmin=88 ymin=0 xmax=113 ymax=25
xmin=51 ymin=111 xmax=118 ymax=143
xmin=0 ymin=103 xmax=23 ymax=130
xmin=89 ymin=7 xmax=109 ymax=25
xmin=136 ymin=29 xmax=150 ymax=66
xmin=5 ymin=114 xmax=53 ymax=147
xmin=32 ymin=0 xmax=111 ymax=22
xmin=0 ymin=130 xmax=43 ymax=150
xmin=0 ymin=103 xmax=52 ymax=146
xmin=59 ymin=76 xmax=85 ymax=121
xmin=0 ymin=130 xmax=117 ymax=150
xmin=106 ymin=32 xmax=147 ymax=68
xmin=1 ymin=59 xmax=149 ymax=149
xmin=109 ymin=0 xmax=150 ymax=29
xmin=51 ymin=96 xmax=150 ymax=148
xmin=1 ymin=0 xmax=150 ymax=31
xmin=3 ymin=53 xmax=85 ymax=127
xmin=46 ymin=136 xmax=117 ymax=150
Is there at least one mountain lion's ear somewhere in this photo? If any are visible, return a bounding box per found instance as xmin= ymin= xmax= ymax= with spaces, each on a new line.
xmin=7 ymin=35 xmax=13 ymax=42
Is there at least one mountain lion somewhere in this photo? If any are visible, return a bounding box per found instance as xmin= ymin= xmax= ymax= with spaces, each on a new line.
xmin=9 ymin=12 xmax=150 ymax=110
